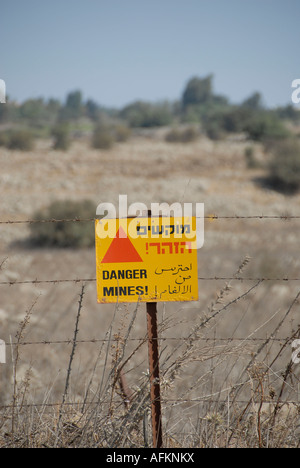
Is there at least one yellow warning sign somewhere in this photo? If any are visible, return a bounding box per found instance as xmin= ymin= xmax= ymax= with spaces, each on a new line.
xmin=95 ymin=216 xmax=198 ymax=303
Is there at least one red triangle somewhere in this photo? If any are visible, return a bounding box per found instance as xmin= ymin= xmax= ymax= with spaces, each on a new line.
xmin=101 ymin=227 xmax=143 ymax=263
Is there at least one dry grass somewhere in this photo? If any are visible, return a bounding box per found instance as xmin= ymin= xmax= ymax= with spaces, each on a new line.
xmin=0 ymin=259 xmax=299 ymax=448
xmin=0 ymin=132 xmax=300 ymax=447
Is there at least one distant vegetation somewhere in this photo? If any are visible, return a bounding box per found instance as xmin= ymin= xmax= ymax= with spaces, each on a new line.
xmin=1 ymin=75 xmax=298 ymax=142
xmin=165 ymin=125 xmax=199 ymax=143
xmin=51 ymin=122 xmax=71 ymax=150
xmin=267 ymin=139 xmax=300 ymax=193
xmin=29 ymin=200 xmax=96 ymax=248
xmin=0 ymin=75 xmax=300 ymax=192
xmin=0 ymin=128 xmax=34 ymax=150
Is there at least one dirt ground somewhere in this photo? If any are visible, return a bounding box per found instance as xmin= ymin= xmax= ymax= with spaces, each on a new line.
xmin=0 ymin=132 xmax=299 ymax=413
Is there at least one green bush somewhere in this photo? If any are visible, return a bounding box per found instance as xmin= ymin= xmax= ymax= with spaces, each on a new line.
xmin=19 ymin=98 xmax=48 ymax=126
xmin=92 ymin=125 xmax=114 ymax=149
xmin=51 ymin=123 xmax=71 ymax=150
xmin=221 ymin=107 xmax=253 ymax=133
xmin=205 ymin=121 xmax=224 ymax=140
xmin=244 ymin=113 xmax=290 ymax=142
xmin=120 ymin=101 xmax=173 ymax=127
xmin=29 ymin=199 xmax=96 ymax=247
xmin=59 ymin=90 xmax=83 ymax=121
xmin=268 ymin=139 xmax=300 ymax=193
xmin=181 ymin=75 xmax=213 ymax=109
xmin=241 ymin=92 xmax=263 ymax=111
xmin=7 ymin=129 xmax=34 ymax=151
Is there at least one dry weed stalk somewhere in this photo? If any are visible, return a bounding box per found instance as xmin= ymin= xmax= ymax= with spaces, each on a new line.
xmin=109 ymin=305 xmax=131 ymax=414
xmin=56 ymin=285 xmax=85 ymax=445
xmin=0 ymin=257 xmax=8 ymax=270
xmin=226 ymin=291 xmax=300 ymax=447
xmin=1 ymin=255 xmax=299 ymax=448
xmin=248 ymin=362 xmax=266 ymax=448
xmin=162 ymin=258 xmax=257 ymax=385
xmin=102 ymin=302 xmax=139 ymax=410
xmin=11 ymin=297 xmax=38 ymax=438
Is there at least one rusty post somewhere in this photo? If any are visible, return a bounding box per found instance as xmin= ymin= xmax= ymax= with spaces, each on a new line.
xmin=146 ymin=301 xmax=163 ymax=448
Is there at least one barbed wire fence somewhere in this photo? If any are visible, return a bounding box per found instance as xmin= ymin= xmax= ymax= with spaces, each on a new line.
xmin=1 ymin=214 xmax=300 ymax=224
xmin=0 ymin=214 xmax=300 ymax=446
xmin=1 ymin=214 xmax=300 ymax=283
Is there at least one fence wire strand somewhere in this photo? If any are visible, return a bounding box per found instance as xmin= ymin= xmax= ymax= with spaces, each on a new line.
xmin=6 ymin=335 xmax=296 ymax=347
xmin=0 ymin=276 xmax=300 ymax=287
xmin=1 ymin=214 xmax=299 ymax=426
xmin=0 ymin=214 xmax=300 ymax=224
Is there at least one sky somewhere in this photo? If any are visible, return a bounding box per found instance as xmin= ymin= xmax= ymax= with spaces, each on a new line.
xmin=1 ymin=0 xmax=299 ymax=109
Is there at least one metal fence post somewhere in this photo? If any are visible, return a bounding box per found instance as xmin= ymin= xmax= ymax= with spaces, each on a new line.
xmin=146 ymin=301 xmax=163 ymax=448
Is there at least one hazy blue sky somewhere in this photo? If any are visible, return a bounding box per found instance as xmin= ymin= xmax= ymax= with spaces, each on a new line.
xmin=1 ymin=0 xmax=299 ymax=108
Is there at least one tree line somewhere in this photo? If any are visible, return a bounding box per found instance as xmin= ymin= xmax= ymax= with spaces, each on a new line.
xmin=0 ymin=75 xmax=299 ymax=138
xmin=1 ymin=75 xmax=300 ymax=193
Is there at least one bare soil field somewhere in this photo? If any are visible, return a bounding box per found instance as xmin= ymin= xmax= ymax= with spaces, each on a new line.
xmin=0 ymin=132 xmax=299 ymax=447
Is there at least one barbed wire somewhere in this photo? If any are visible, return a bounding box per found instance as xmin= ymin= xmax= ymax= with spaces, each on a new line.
xmin=0 ymin=217 xmax=95 ymax=225
xmin=0 ymin=397 xmax=299 ymax=411
xmin=0 ymin=214 xmax=300 ymax=225
xmin=4 ymin=335 xmax=296 ymax=347
xmin=0 ymin=278 xmax=96 ymax=286
xmin=1 ymin=216 xmax=299 ymax=426
xmin=0 ymin=276 xmax=300 ymax=287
